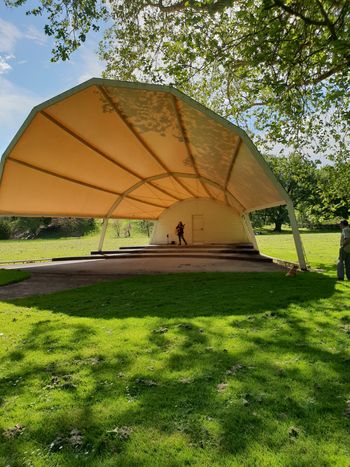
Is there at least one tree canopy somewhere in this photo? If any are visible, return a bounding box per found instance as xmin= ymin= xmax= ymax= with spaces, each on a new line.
xmin=103 ymin=0 xmax=350 ymax=156
xmin=5 ymin=0 xmax=108 ymax=61
xmin=251 ymin=153 xmax=348 ymax=231
xmin=252 ymin=153 xmax=319 ymax=231
xmin=7 ymin=0 xmax=350 ymax=156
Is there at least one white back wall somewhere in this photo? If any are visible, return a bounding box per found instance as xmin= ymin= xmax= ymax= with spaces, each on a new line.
xmin=151 ymin=198 xmax=250 ymax=245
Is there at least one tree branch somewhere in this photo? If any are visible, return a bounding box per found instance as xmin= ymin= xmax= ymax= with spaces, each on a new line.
xmin=152 ymin=0 xmax=187 ymax=12
xmin=304 ymin=61 xmax=350 ymax=85
xmin=147 ymin=0 xmax=236 ymax=13
xmin=315 ymin=0 xmax=338 ymax=40
xmin=334 ymin=1 xmax=350 ymax=27
xmin=272 ymin=0 xmax=330 ymax=27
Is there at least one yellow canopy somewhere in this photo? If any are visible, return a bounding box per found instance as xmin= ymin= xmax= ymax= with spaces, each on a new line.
xmin=0 ymin=79 xmax=290 ymax=219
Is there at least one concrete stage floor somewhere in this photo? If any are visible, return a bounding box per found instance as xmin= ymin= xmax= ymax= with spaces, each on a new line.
xmin=0 ymin=256 xmax=286 ymax=300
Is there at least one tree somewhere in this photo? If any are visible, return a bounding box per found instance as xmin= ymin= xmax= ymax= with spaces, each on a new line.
xmin=326 ymin=149 xmax=350 ymax=204
xmin=123 ymin=222 xmax=132 ymax=237
xmin=103 ymin=0 xmax=350 ymax=155
xmin=4 ymin=0 xmax=108 ymax=61
xmin=313 ymin=162 xmax=349 ymax=221
xmin=112 ymin=219 xmax=122 ymax=238
xmin=138 ymin=220 xmax=154 ymax=237
xmin=252 ymin=153 xmax=319 ymax=231
xmin=8 ymin=0 xmax=350 ymax=154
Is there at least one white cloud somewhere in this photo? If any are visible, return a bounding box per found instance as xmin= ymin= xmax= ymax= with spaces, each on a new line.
xmin=0 ymin=76 xmax=43 ymax=154
xmin=76 ymin=43 xmax=105 ymax=84
xmin=0 ymin=77 xmax=41 ymax=123
xmin=0 ymin=18 xmax=22 ymax=53
xmin=0 ymin=55 xmax=12 ymax=74
xmin=24 ymin=25 xmax=47 ymax=46
xmin=0 ymin=18 xmax=47 ymax=57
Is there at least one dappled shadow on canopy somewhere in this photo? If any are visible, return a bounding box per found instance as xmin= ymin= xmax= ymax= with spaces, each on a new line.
xmin=0 ymin=79 xmax=287 ymax=219
xmin=0 ymin=271 xmax=348 ymax=465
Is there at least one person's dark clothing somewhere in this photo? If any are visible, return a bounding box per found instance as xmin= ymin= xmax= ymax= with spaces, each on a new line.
xmin=337 ymin=225 xmax=350 ymax=280
xmin=337 ymin=247 xmax=350 ymax=280
xmin=176 ymin=222 xmax=187 ymax=245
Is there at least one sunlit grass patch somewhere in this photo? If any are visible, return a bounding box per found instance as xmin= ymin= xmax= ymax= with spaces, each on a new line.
xmin=0 ymin=272 xmax=349 ymax=466
xmin=257 ymin=232 xmax=339 ymax=272
xmin=0 ymin=226 xmax=148 ymax=263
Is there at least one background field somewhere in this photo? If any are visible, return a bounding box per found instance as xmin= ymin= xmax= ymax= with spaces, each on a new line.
xmin=257 ymin=232 xmax=339 ymax=272
xmin=0 ymin=224 xmax=148 ymax=263
xmin=0 ymin=226 xmax=341 ymax=274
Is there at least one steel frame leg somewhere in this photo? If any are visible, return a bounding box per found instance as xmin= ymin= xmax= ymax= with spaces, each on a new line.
xmin=287 ymin=202 xmax=307 ymax=270
xmin=98 ymin=218 xmax=109 ymax=252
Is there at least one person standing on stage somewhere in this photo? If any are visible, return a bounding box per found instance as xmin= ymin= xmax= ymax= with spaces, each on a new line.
xmin=175 ymin=221 xmax=187 ymax=246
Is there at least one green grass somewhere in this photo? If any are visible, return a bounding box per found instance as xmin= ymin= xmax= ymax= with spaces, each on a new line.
xmin=0 ymin=272 xmax=349 ymax=466
xmin=0 ymin=269 xmax=30 ymax=286
xmin=0 ymin=227 xmax=340 ymax=274
xmin=0 ymin=225 xmax=148 ymax=263
xmin=0 ymin=230 xmax=348 ymax=464
xmin=257 ymin=232 xmax=339 ymax=272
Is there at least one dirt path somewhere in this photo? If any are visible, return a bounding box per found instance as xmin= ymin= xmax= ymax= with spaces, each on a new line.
xmin=0 ymin=257 xmax=285 ymax=300
xmin=0 ymin=272 xmax=133 ymax=300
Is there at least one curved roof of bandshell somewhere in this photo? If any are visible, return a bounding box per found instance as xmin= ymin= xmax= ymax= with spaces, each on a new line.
xmin=0 ymin=78 xmax=290 ymax=219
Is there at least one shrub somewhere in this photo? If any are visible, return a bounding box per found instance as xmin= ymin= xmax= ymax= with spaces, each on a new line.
xmin=0 ymin=219 xmax=11 ymax=239
xmin=11 ymin=217 xmax=50 ymax=239
xmin=38 ymin=218 xmax=97 ymax=237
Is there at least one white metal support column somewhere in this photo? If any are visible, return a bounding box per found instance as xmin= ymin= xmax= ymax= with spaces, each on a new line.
xmin=242 ymin=213 xmax=258 ymax=250
xmin=98 ymin=217 xmax=109 ymax=252
xmin=287 ymin=202 xmax=307 ymax=270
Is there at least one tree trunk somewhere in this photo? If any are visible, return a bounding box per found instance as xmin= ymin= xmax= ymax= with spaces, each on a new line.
xmin=274 ymin=219 xmax=283 ymax=232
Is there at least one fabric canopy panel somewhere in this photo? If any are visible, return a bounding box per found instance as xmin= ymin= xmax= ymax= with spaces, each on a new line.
xmin=0 ymin=79 xmax=290 ymax=219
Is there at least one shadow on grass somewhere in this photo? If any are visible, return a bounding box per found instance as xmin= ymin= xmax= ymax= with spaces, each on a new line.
xmin=311 ymin=263 xmax=337 ymax=274
xmin=1 ymin=310 xmax=349 ymax=465
xmin=10 ymin=272 xmax=337 ymax=320
xmin=0 ymin=269 xmax=30 ymax=287
xmin=1 ymin=272 xmax=348 ymax=465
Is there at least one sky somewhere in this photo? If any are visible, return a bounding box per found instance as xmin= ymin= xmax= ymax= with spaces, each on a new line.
xmin=0 ymin=2 xmax=105 ymax=157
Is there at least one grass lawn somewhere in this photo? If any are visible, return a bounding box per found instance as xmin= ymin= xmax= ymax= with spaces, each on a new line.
xmin=0 ymin=272 xmax=349 ymax=466
xmin=0 ymin=225 xmax=148 ymax=263
xmin=257 ymin=232 xmax=340 ymax=272
xmin=0 ymin=269 xmax=30 ymax=286
xmin=0 ymin=229 xmax=349 ymax=465
xmin=0 ymin=227 xmax=341 ymax=274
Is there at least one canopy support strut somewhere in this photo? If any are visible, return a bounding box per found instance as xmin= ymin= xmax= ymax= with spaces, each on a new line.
xmin=98 ymin=218 xmax=109 ymax=252
xmin=287 ymin=202 xmax=307 ymax=270
xmin=242 ymin=213 xmax=258 ymax=250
